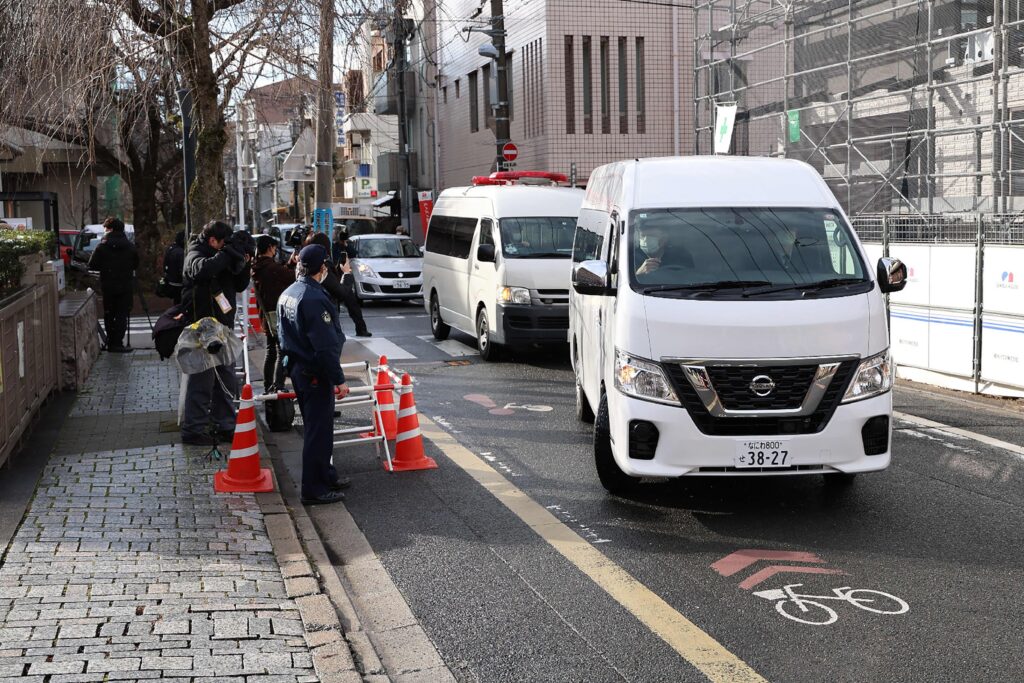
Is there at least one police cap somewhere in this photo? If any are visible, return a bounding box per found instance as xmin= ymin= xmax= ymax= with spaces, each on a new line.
xmin=299 ymin=244 xmax=328 ymax=272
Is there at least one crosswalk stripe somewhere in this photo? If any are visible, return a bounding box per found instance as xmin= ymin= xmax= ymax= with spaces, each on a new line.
xmin=416 ymin=335 xmax=478 ymax=357
xmin=352 ymin=337 xmax=416 ymax=360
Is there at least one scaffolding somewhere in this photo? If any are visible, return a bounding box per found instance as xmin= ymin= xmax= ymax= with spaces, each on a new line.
xmin=693 ymin=0 xmax=1024 ymax=218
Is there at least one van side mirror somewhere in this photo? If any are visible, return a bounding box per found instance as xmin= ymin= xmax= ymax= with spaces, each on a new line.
xmin=877 ymin=257 xmax=907 ymax=293
xmin=573 ymin=260 xmax=613 ymax=296
xmin=477 ymin=243 xmax=496 ymax=263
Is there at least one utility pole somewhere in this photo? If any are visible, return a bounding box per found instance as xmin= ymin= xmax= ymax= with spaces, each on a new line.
xmin=396 ymin=8 xmax=413 ymax=233
xmin=314 ymin=0 xmax=335 ymax=223
xmin=489 ymin=0 xmax=510 ymax=171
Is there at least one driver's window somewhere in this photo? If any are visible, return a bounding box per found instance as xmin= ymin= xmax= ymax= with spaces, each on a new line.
xmin=478 ymin=218 xmax=494 ymax=247
xmin=826 ymin=219 xmax=857 ymax=276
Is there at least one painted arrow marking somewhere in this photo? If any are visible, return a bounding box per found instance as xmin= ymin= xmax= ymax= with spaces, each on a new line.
xmin=712 ymin=550 xmax=826 ymax=577
xmin=712 ymin=549 xmax=846 ymax=590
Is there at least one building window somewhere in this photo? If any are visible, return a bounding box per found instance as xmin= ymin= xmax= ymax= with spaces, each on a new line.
xmin=617 ymin=37 xmax=628 ymax=134
xmin=443 ymin=86 xmax=448 ymax=104
xmin=635 ymin=38 xmax=646 ymax=134
xmin=564 ymin=36 xmax=575 ymax=134
xmin=483 ymin=63 xmax=493 ymax=130
xmin=582 ymin=36 xmax=593 ymax=134
xmin=599 ymin=36 xmax=610 ymax=134
xmin=469 ymin=71 xmax=479 ymax=132
xmin=456 ymin=79 xmax=461 ymax=98
xmin=523 ymin=48 xmax=531 ymax=137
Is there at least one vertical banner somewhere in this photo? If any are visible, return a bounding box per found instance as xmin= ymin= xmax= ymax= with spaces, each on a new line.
xmin=334 ymin=91 xmax=346 ymax=146
xmin=417 ymin=191 xmax=434 ymax=237
xmin=714 ymin=104 xmax=738 ymax=154
xmin=787 ymin=109 xmax=801 ymax=143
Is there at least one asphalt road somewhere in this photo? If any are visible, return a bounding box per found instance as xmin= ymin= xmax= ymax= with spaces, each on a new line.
xmin=289 ymin=301 xmax=1024 ymax=682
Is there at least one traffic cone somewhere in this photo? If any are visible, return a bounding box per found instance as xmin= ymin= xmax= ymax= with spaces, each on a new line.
xmin=214 ymin=384 xmax=275 ymax=492
xmin=248 ymin=287 xmax=263 ymax=334
xmin=362 ymin=356 xmax=397 ymax=439
xmin=384 ymin=374 xmax=437 ymax=472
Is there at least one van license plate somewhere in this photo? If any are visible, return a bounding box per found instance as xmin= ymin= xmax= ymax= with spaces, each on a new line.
xmin=393 ymin=280 xmax=409 ymax=289
xmin=735 ymin=440 xmax=790 ymax=468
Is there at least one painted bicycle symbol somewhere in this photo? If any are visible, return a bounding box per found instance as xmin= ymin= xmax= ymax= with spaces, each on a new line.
xmin=753 ymin=583 xmax=909 ymax=626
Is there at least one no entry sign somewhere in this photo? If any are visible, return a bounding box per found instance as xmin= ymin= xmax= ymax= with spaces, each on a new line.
xmin=502 ymin=142 xmax=518 ymax=162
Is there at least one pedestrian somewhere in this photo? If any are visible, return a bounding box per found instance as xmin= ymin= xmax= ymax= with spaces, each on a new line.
xmin=88 ymin=216 xmax=139 ymax=353
xmin=179 ymin=220 xmax=252 ymax=446
xmin=304 ymin=232 xmax=371 ymax=337
xmin=278 ymin=244 xmax=351 ymax=505
xmin=251 ymin=234 xmax=295 ymax=393
xmin=160 ymin=230 xmax=186 ymax=304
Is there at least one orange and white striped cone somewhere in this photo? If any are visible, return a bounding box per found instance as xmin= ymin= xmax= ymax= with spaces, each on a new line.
xmin=214 ymin=384 xmax=275 ymax=492
xmin=384 ymin=374 xmax=437 ymax=472
xmin=362 ymin=355 xmax=397 ymax=439
xmin=248 ymin=287 xmax=263 ymax=334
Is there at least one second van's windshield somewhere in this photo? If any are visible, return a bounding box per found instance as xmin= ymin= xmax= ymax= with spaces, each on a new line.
xmin=499 ymin=217 xmax=576 ymax=258
xmin=628 ymin=207 xmax=869 ymax=297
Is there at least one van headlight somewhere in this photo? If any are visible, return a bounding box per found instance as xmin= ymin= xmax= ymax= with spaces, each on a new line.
xmin=614 ymin=350 xmax=679 ymax=405
xmin=842 ymin=349 xmax=892 ymax=403
xmin=497 ymin=286 xmax=531 ymax=304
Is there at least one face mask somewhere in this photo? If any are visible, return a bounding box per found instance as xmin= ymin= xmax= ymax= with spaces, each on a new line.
xmin=639 ymin=235 xmax=664 ymax=256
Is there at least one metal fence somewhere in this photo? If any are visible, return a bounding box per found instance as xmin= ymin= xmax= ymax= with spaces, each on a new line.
xmin=694 ymin=0 xmax=1024 ymax=216
xmin=851 ymin=213 xmax=1024 ymax=244
xmin=0 ymin=275 xmax=59 ymax=469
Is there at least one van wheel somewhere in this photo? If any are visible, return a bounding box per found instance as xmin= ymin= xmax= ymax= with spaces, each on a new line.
xmin=575 ymin=358 xmax=594 ymax=424
xmin=429 ymin=294 xmax=450 ymax=341
xmin=595 ymin=394 xmax=638 ymax=494
xmin=476 ymin=308 xmax=500 ymax=361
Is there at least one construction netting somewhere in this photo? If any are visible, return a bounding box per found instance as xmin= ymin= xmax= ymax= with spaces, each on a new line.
xmin=694 ymin=0 xmax=1024 ymax=221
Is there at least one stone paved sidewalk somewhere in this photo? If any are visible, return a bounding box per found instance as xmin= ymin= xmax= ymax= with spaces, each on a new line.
xmin=0 ymin=350 xmax=336 ymax=682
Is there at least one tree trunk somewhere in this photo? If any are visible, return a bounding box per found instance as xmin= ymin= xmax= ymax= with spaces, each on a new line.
xmin=129 ymin=174 xmax=161 ymax=288
xmin=185 ymin=0 xmax=228 ymax=231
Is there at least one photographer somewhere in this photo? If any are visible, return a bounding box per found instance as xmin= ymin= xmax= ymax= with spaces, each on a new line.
xmin=179 ymin=221 xmax=253 ymax=446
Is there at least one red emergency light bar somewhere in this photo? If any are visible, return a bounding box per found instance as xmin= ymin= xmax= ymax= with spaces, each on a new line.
xmin=471 ymin=170 xmax=568 ymax=186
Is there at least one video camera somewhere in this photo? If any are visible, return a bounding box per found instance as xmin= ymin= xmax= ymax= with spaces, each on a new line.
xmin=226 ymin=230 xmax=256 ymax=258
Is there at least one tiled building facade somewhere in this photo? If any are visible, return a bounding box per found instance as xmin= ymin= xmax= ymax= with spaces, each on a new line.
xmin=434 ymin=0 xmax=695 ymax=189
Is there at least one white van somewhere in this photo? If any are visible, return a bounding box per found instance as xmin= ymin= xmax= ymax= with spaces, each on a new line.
xmin=570 ymin=157 xmax=907 ymax=493
xmin=423 ymin=182 xmax=585 ymax=359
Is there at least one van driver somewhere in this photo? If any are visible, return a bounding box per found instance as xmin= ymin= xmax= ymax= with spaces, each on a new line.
xmin=635 ymin=222 xmax=692 ymax=275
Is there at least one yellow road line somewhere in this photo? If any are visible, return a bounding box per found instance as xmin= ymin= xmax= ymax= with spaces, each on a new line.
xmin=419 ymin=417 xmax=767 ymax=683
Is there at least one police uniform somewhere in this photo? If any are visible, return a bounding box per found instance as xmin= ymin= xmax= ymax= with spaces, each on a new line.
xmin=278 ymin=245 xmax=347 ymax=504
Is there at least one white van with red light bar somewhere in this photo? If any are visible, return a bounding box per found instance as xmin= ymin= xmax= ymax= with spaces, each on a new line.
xmin=423 ymin=171 xmax=585 ymax=360
xmin=569 ymin=157 xmax=908 ymax=493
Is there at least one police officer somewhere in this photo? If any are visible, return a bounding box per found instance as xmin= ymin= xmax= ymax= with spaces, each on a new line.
xmin=278 ymin=245 xmax=352 ymax=505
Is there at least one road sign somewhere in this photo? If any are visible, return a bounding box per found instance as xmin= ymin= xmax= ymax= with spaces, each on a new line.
xmin=502 ymin=142 xmax=518 ymax=162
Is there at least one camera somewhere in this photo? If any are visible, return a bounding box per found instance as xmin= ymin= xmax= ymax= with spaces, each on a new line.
xmin=227 ymin=230 xmax=256 ymax=257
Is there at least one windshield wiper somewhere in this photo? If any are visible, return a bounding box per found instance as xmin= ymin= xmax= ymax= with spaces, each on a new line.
xmin=742 ymin=278 xmax=868 ymax=297
xmin=640 ymin=280 xmax=771 ymax=294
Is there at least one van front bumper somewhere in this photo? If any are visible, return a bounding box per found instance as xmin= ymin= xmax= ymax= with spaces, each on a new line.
xmin=607 ymin=389 xmax=893 ymax=477
xmin=495 ymin=303 xmax=569 ymax=344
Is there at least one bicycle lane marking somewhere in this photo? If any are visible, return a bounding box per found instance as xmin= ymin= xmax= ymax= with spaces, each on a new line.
xmin=418 ymin=415 xmax=767 ymax=683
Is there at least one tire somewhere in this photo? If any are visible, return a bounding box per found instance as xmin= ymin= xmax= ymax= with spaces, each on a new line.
xmin=476 ymin=308 xmax=500 ymax=361
xmin=429 ymin=293 xmax=450 ymax=341
xmin=775 ymin=599 xmax=838 ymax=626
xmin=574 ymin=349 xmax=594 ymax=424
xmin=823 ymin=472 xmax=858 ymax=487
xmin=843 ymin=589 xmax=909 ymax=615
xmin=594 ymin=394 xmax=638 ymax=494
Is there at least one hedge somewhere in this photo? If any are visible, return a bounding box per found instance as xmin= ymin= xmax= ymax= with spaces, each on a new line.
xmin=0 ymin=229 xmax=54 ymax=292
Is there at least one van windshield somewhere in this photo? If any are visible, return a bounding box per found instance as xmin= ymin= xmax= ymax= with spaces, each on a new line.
xmin=499 ymin=217 xmax=576 ymax=258
xmin=628 ymin=208 xmax=869 ymax=297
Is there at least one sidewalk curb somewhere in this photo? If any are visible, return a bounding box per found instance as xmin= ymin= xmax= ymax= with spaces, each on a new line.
xmin=255 ymin=421 xmax=388 ymax=683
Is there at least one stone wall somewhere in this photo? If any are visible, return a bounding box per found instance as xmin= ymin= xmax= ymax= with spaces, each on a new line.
xmin=58 ymin=291 xmax=100 ymax=391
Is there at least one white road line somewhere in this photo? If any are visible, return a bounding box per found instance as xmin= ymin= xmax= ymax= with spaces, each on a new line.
xmin=352 ymin=336 xmax=416 ymax=360
xmin=894 ymin=411 xmax=1024 ymax=461
xmin=416 ymin=335 xmax=478 ymax=357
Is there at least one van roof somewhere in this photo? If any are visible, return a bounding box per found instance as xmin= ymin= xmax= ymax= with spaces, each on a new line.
xmin=584 ymin=156 xmax=838 ymax=212
xmin=438 ymin=185 xmax=585 ymax=217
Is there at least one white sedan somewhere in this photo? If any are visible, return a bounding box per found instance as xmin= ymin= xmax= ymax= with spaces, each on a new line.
xmin=349 ymin=234 xmax=424 ymax=301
